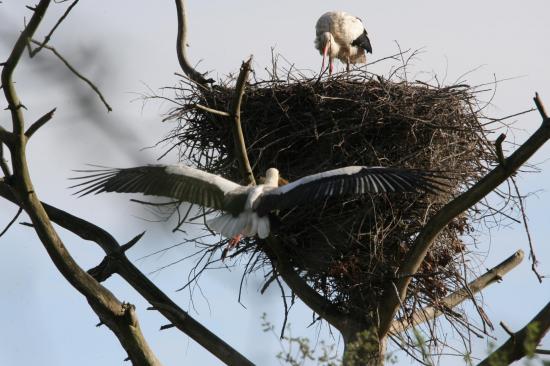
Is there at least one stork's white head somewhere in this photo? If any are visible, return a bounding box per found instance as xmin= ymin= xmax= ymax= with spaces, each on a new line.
xmin=264 ymin=168 xmax=280 ymax=187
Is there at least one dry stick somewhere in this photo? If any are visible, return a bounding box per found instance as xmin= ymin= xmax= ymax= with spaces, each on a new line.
xmin=477 ymin=300 xmax=550 ymax=366
xmin=230 ymin=57 xmax=256 ymax=186
xmin=226 ymin=59 xmax=346 ymax=331
xmin=30 ymin=0 xmax=80 ymax=57
xmin=25 ymin=108 xmax=56 ymax=138
xmin=174 ymin=0 xmax=211 ymax=88
xmin=378 ymin=93 xmax=550 ymax=340
xmin=1 ymin=2 xmax=160 ymax=364
xmin=390 ymin=250 xmax=524 ymax=333
xmin=0 ymin=206 xmax=22 ymax=237
xmin=30 ymin=39 xmax=112 ymax=112
xmin=0 ymin=183 xmax=254 ymax=366
xmin=193 ymin=103 xmax=231 ymax=117
xmin=510 ymin=177 xmax=543 ymax=282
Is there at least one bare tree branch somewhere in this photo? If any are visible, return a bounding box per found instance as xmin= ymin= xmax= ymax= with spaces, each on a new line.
xmin=0 ymin=206 xmax=22 ymax=237
xmin=265 ymin=237 xmax=349 ymax=332
xmin=193 ymin=103 xmax=231 ymax=117
xmin=0 ymin=182 xmax=254 ymax=366
xmin=25 ymin=108 xmax=56 ymax=138
xmin=30 ymin=39 xmax=112 ymax=112
xmin=174 ymin=0 xmax=212 ymax=87
xmin=1 ymin=2 xmax=161 ymax=363
xmin=230 ymin=57 xmax=256 ymax=186
xmin=477 ymin=300 xmax=550 ymax=366
xmin=378 ymin=94 xmax=550 ymax=339
xmin=390 ymin=250 xmax=524 ymax=333
xmin=30 ymin=0 xmax=80 ymax=56
xmin=1 ymin=0 xmax=51 ymax=136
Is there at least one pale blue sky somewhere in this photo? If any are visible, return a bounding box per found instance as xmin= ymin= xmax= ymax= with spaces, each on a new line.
xmin=1 ymin=1 xmax=549 ymax=365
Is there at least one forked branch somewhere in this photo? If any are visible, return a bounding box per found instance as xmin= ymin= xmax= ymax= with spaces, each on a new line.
xmin=0 ymin=182 xmax=254 ymax=366
xmin=477 ymin=300 xmax=550 ymax=365
xmin=378 ymin=94 xmax=550 ymax=339
xmin=1 ymin=2 xmax=160 ymax=364
xmin=175 ymin=0 xmax=212 ymax=87
xmin=390 ymin=250 xmax=524 ymax=333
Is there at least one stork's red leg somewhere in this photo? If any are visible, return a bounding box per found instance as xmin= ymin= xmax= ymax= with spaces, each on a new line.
xmin=228 ymin=234 xmax=243 ymax=249
xmin=222 ymin=234 xmax=243 ymax=261
xmin=321 ymin=43 xmax=329 ymax=73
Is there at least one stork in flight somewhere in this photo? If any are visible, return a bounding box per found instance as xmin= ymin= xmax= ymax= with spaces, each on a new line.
xmin=72 ymin=164 xmax=443 ymax=249
xmin=315 ymin=11 xmax=373 ymax=75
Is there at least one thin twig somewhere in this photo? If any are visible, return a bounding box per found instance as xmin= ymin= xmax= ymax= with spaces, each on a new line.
xmin=0 ymin=206 xmax=22 ymax=237
xmin=230 ymin=57 xmax=256 ymax=185
xmin=25 ymin=108 xmax=56 ymax=138
xmin=30 ymin=0 xmax=80 ymax=57
xmin=174 ymin=0 xmax=212 ymax=87
xmin=193 ymin=103 xmax=230 ymax=117
xmin=510 ymin=177 xmax=543 ymax=282
xmin=30 ymin=39 xmax=112 ymax=112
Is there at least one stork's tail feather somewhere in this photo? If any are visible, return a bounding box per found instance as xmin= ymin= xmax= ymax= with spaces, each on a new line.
xmin=206 ymin=213 xmax=271 ymax=239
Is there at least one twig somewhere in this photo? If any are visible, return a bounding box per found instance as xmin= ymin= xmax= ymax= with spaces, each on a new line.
xmin=499 ymin=321 xmax=515 ymax=337
xmin=230 ymin=57 xmax=256 ymax=185
xmin=193 ymin=103 xmax=230 ymax=117
xmin=174 ymin=0 xmax=212 ymax=88
xmin=495 ymin=133 xmax=506 ymax=165
xmin=510 ymin=177 xmax=543 ymax=282
xmin=30 ymin=39 xmax=112 ymax=112
xmin=477 ymin=301 xmax=550 ymax=365
xmin=30 ymin=0 xmax=80 ymax=57
xmin=390 ymin=250 xmax=524 ymax=333
xmin=25 ymin=108 xmax=56 ymax=138
xmin=0 ymin=206 xmax=22 ymax=237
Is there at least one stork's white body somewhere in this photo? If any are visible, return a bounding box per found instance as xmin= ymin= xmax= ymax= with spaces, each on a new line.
xmin=315 ymin=11 xmax=372 ymax=74
xmin=206 ymin=168 xmax=278 ymax=239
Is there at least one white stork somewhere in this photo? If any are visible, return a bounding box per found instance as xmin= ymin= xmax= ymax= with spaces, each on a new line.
xmin=315 ymin=11 xmax=372 ymax=75
xmin=71 ymin=164 xmax=443 ymax=243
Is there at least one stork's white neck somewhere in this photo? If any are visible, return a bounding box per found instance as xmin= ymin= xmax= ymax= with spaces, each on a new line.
xmin=264 ymin=168 xmax=279 ymax=187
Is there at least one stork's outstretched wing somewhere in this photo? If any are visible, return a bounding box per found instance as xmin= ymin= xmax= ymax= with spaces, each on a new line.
xmin=70 ymin=165 xmax=245 ymax=211
xmin=256 ymin=166 xmax=445 ymax=215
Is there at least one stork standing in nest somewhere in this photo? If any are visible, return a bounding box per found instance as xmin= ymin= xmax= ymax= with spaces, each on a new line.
xmin=72 ymin=164 xmax=443 ymax=255
xmin=315 ymin=11 xmax=373 ymax=75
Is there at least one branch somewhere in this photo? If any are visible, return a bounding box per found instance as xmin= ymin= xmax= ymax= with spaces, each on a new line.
xmin=0 ymin=182 xmax=254 ymax=366
xmin=193 ymin=103 xmax=231 ymax=117
xmin=230 ymin=57 xmax=256 ymax=186
xmin=2 ymin=3 xmax=160 ymax=363
xmin=265 ymin=237 xmax=349 ymax=332
xmin=30 ymin=0 xmax=80 ymax=57
xmin=0 ymin=206 xmax=22 ymax=237
xmin=0 ymin=142 xmax=11 ymax=177
xmin=378 ymin=94 xmax=550 ymax=339
xmin=1 ymin=0 xmax=52 ymax=135
xmin=477 ymin=301 xmax=550 ymax=366
xmin=30 ymin=39 xmax=112 ymax=112
xmin=24 ymin=108 xmax=56 ymax=138
xmin=174 ymin=0 xmax=212 ymax=87
xmin=390 ymin=250 xmax=524 ymax=333
xmin=0 ymin=126 xmax=13 ymax=146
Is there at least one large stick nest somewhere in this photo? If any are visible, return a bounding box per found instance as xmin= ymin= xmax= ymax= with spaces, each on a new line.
xmin=162 ymin=66 xmax=505 ymax=346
